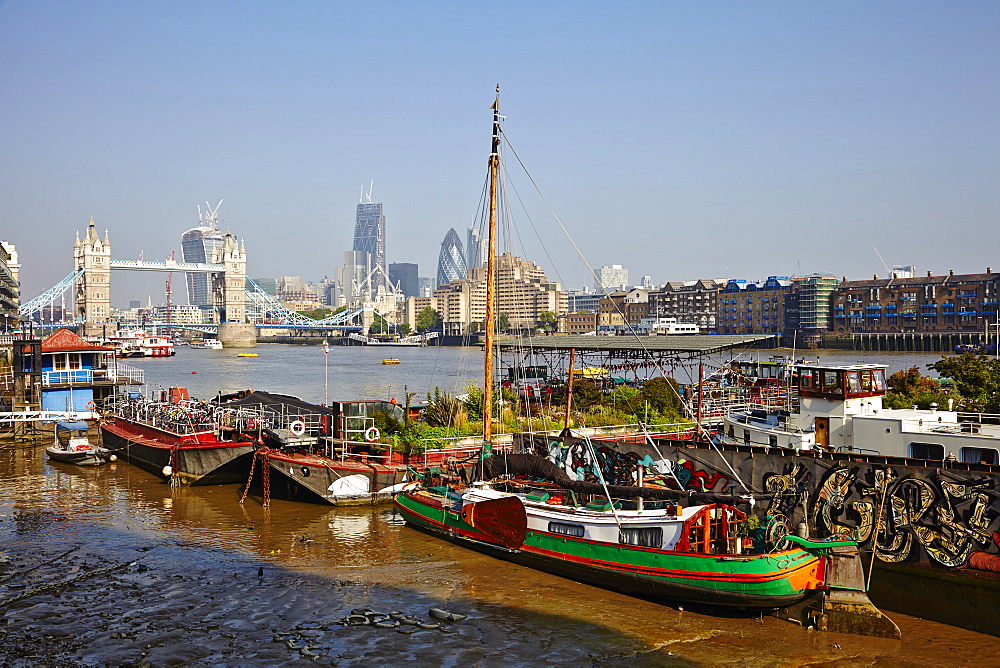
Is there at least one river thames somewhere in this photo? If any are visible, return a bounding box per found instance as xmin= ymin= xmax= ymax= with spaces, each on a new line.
xmin=1 ymin=344 xmax=997 ymax=666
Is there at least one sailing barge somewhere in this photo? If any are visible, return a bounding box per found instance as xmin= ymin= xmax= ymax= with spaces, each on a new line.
xmin=396 ymin=88 xmax=897 ymax=637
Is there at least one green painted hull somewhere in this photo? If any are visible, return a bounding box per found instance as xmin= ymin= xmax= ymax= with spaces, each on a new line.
xmin=395 ymin=491 xmax=824 ymax=609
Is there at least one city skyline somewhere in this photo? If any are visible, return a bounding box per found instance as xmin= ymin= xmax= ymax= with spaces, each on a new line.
xmin=3 ymin=3 xmax=999 ymax=307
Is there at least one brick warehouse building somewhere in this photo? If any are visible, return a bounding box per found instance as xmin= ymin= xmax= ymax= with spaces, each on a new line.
xmin=831 ymin=268 xmax=1000 ymax=334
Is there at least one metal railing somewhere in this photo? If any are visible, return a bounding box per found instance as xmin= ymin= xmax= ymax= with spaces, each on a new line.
xmin=43 ymin=369 xmax=94 ymax=385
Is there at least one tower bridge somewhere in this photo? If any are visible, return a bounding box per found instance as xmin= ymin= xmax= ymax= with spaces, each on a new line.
xmin=19 ymin=220 xmax=369 ymax=346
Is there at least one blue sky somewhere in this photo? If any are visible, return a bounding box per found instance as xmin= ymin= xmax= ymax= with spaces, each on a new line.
xmin=2 ymin=1 xmax=999 ymax=306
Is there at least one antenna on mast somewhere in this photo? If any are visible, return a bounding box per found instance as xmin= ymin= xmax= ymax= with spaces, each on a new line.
xmin=366 ymin=180 xmax=374 ymax=204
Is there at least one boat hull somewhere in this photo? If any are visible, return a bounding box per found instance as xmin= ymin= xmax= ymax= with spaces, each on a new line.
xmin=45 ymin=446 xmax=112 ymax=467
xmin=100 ymin=420 xmax=254 ymax=485
xmin=251 ymin=450 xmax=409 ymax=505
xmin=394 ymin=490 xmax=821 ymax=609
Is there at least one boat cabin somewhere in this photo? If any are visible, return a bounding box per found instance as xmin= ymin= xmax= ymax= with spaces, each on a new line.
xmin=13 ymin=329 xmax=144 ymax=413
xmin=795 ymin=364 xmax=887 ymax=402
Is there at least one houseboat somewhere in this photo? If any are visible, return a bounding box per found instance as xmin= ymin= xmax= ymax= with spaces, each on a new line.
xmin=11 ymin=329 xmax=145 ymax=414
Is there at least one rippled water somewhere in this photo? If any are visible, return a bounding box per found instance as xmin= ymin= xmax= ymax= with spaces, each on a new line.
xmin=129 ymin=344 xmax=951 ymax=404
xmin=1 ymin=344 xmax=996 ymax=665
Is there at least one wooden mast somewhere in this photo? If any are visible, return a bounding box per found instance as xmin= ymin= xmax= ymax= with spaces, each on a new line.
xmin=483 ymin=85 xmax=501 ymax=445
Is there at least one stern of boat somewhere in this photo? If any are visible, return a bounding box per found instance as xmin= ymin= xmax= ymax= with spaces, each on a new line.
xmin=774 ymin=535 xmax=900 ymax=639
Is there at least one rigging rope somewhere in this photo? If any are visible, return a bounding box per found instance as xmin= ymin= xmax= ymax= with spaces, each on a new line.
xmin=582 ymin=433 xmax=623 ymax=530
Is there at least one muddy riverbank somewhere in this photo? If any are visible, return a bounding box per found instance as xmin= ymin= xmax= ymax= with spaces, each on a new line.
xmin=3 ymin=435 xmax=1000 ymax=666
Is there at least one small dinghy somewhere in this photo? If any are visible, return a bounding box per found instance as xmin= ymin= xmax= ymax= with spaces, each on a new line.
xmin=46 ymin=421 xmax=116 ymax=466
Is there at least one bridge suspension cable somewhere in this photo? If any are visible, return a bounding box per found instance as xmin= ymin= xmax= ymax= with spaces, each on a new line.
xmin=19 ymin=269 xmax=84 ymax=318
xmin=244 ymin=277 xmax=364 ymax=327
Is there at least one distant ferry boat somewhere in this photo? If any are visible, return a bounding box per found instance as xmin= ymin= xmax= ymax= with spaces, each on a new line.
xmin=189 ymin=338 xmax=223 ymax=350
xmin=104 ymin=329 xmax=175 ymax=357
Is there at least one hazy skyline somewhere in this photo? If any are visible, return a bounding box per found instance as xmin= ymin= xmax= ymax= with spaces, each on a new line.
xmin=3 ymin=2 xmax=999 ymax=307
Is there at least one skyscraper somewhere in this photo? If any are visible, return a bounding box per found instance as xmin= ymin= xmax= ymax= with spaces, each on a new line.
xmin=466 ymin=226 xmax=487 ymax=270
xmin=341 ymin=250 xmax=371 ymax=305
xmin=389 ymin=262 xmax=419 ymax=299
xmin=353 ymin=184 xmax=386 ymax=298
xmin=181 ymin=201 xmax=226 ymax=309
xmin=595 ymin=264 xmax=629 ymax=291
xmin=436 ymin=228 xmax=467 ymax=288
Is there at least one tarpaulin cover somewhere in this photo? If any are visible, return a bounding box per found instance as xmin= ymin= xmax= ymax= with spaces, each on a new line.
xmin=56 ymin=421 xmax=89 ymax=431
xmin=478 ymin=453 xmax=744 ymax=505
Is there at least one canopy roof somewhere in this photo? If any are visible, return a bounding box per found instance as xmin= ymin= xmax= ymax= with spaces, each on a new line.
xmin=496 ymin=334 xmax=779 ymax=356
xmin=41 ymin=328 xmax=115 ymax=353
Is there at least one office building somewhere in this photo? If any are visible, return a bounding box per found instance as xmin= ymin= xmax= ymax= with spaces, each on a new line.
xmin=648 ymin=279 xmax=724 ymax=330
xmin=409 ymin=253 xmax=566 ymax=335
xmin=341 ymin=250 xmax=371 ymax=305
xmin=436 ymin=228 xmax=467 ymax=288
xmin=831 ymin=268 xmax=1000 ymax=334
xmin=0 ymin=241 xmax=19 ymax=332
xmin=180 ymin=203 xmax=225 ymax=308
xmin=418 ymin=277 xmax=433 ymax=298
xmin=717 ymin=277 xmax=791 ymax=334
xmin=466 ymin=226 xmax=487 ymax=270
xmin=353 ymin=188 xmax=387 ymax=298
xmin=389 ymin=263 xmax=419 ymax=299
xmin=595 ymin=264 xmax=629 ymax=291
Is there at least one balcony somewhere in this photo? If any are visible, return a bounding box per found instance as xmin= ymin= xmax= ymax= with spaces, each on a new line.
xmin=43 ymin=369 xmax=94 ymax=385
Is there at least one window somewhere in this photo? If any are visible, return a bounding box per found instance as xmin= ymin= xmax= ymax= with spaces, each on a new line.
xmin=548 ymin=522 xmax=585 ymax=537
xmin=961 ymin=448 xmax=999 ymax=465
xmin=619 ymin=526 xmax=663 ymax=549
xmin=799 ymin=369 xmax=817 ymax=391
xmin=846 ymin=372 xmax=861 ymax=395
xmin=768 ymin=435 xmax=778 ymax=447
xmin=743 ymin=430 xmax=750 ymax=445
xmin=910 ymin=443 xmax=944 ymax=460
xmin=821 ymin=370 xmax=842 ymax=394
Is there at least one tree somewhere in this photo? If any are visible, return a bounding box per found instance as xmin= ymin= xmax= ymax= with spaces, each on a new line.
xmin=929 ymin=353 xmax=1000 ymax=411
xmin=884 ymin=367 xmax=948 ymax=410
xmin=497 ymin=312 xmax=510 ymax=332
xmin=297 ymin=307 xmax=332 ymax=320
xmin=537 ymin=311 xmax=557 ymax=333
xmin=568 ymin=378 xmax=601 ymax=410
xmin=397 ymin=322 xmax=411 ymax=336
xmin=639 ymin=377 xmax=684 ymax=420
xmin=368 ymin=314 xmax=389 ymax=335
xmin=416 ymin=307 xmax=441 ymax=333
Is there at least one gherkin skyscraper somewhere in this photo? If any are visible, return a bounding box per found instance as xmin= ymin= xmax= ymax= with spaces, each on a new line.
xmin=436 ymin=228 xmax=466 ymax=288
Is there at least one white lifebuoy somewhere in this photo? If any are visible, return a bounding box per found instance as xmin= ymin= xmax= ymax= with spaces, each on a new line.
xmin=365 ymin=427 xmax=380 ymax=442
xmin=289 ymin=420 xmax=306 ymax=436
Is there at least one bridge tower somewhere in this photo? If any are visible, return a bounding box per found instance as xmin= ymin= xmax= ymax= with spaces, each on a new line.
xmin=74 ymin=219 xmax=111 ymax=337
xmin=212 ymin=231 xmax=256 ymax=347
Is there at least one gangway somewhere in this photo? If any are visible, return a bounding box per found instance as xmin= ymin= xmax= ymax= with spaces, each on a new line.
xmin=0 ymin=410 xmax=98 ymax=424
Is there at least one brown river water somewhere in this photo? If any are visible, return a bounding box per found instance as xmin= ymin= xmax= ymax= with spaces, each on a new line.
xmin=1 ymin=345 xmax=997 ymax=666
